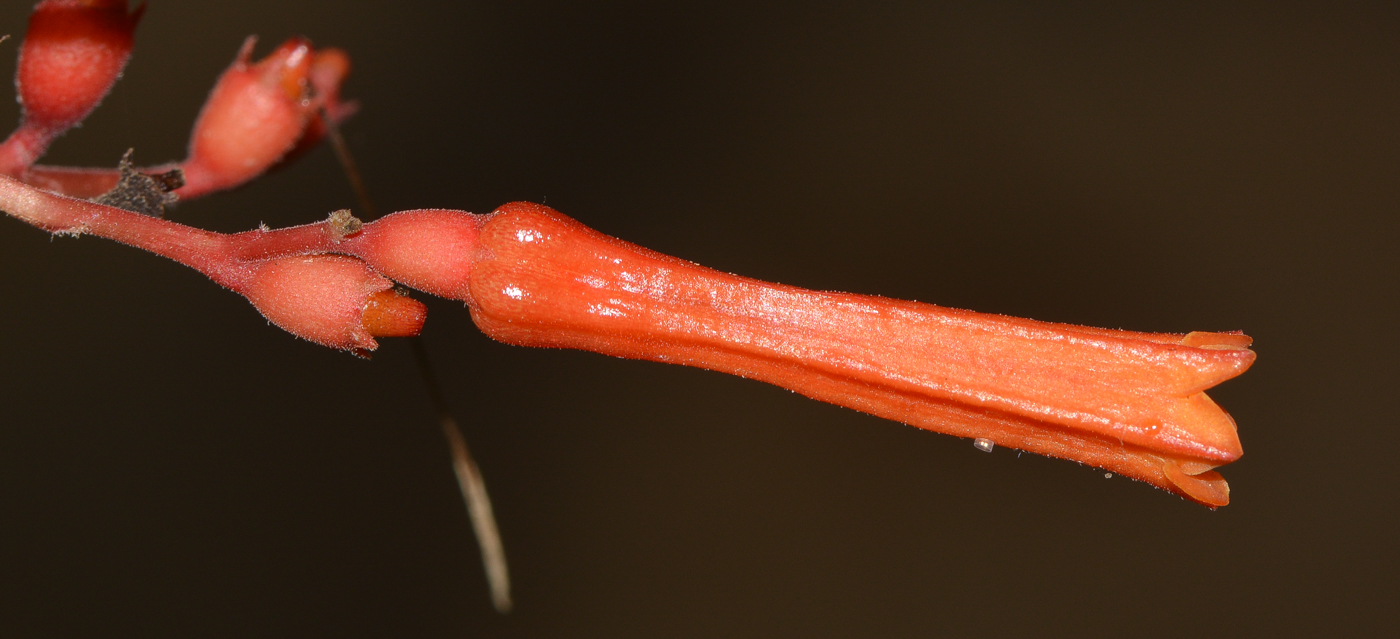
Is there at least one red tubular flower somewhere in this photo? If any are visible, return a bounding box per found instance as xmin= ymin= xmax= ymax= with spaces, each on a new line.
xmin=0 ymin=161 xmax=1254 ymax=501
xmin=178 ymin=37 xmax=318 ymax=198
xmin=0 ymin=0 xmax=143 ymax=175
xmin=347 ymin=203 xmax=1254 ymax=506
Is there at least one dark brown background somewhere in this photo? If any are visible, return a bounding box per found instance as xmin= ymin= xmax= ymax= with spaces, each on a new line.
xmin=0 ymin=1 xmax=1393 ymax=636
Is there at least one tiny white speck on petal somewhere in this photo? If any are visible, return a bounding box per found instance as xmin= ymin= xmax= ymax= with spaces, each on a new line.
xmin=973 ymin=438 xmax=994 ymax=453
xmin=1104 ymin=473 xmax=1113 ymax=479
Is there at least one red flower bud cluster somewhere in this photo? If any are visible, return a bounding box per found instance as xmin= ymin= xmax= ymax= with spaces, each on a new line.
xmin=2 ymin=4 xmax=355 ymax=202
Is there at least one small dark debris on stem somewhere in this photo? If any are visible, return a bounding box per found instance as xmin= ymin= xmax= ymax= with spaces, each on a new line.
xmin=92 ymin=149 xmax=184 ymax=218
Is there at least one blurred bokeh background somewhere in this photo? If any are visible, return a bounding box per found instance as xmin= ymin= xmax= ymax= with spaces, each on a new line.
xmin=0 ymin=1 xmax=1394 ymax=636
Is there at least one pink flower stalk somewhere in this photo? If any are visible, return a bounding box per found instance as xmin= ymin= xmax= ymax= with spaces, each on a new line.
xmin=0 ymin=175 xmax=424 ymax=353
xmin=0 ymin=0 xmax=143 ymax=175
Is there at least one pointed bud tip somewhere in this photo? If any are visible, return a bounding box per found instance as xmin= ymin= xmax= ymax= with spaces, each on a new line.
xmin=363 ymin=289 xmax=426 ymax=338
xmin=255 ymin=37 xmax=314 ymax=102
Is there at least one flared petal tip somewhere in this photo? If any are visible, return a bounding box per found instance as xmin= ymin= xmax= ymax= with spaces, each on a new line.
xmin=1182 ymin=330 xmax=1253 ymax=350
xmin=1163 ymin=460 xmax=1230 ymax=507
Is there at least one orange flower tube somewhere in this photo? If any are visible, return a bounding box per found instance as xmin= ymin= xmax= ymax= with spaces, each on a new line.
xmin=348 ymin=203 xmax=1255 ymax=507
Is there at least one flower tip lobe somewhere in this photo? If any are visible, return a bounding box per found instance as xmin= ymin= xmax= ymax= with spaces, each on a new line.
xmin=1163 ymin=460 xmax=1230 ymax=507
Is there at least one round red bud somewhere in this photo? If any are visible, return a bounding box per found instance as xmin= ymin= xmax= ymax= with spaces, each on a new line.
xmin=16 ymin=0 xmax=143 ymax=133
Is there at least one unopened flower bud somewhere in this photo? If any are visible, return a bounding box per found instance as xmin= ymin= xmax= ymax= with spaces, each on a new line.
xmin=0 ymin=0 xmax=144 ymax=174
xmin=180 ymin=37 xmax=317 ymax=198
xmin=240 ymin=255 xmax=425 ymax=355
xmin=16 ymin=0 xmax=143 ymax=133
xmin=362 ymin=289 xmax=428 ymax=338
